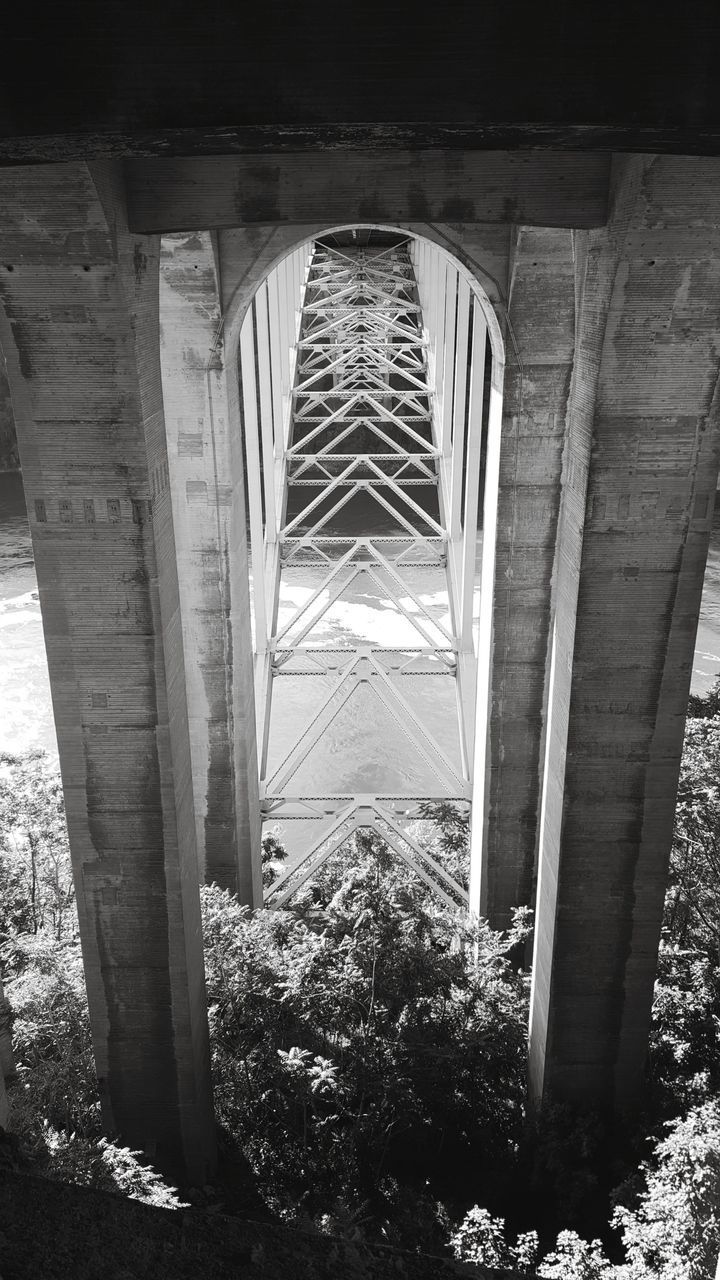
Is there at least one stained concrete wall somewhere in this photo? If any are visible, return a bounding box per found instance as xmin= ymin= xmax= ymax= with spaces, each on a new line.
xmin=481 ymin=227 xmax=577 ymax=928
xmin=124 ymin=152 xmax=610 ymax=233
xmin=0 ymin=161 xmax=215 ymax=1179
xmin=159 ymin=231 xmax=261 ymax=903
xmin=0 ymin=370 xmax=18 ymax=471
xmin=529 ymin=156 xmax=720 ymax=1110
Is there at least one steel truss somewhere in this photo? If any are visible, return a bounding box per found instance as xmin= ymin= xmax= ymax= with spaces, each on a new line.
xmin=239 ymin=240 xmax=488 ymax=907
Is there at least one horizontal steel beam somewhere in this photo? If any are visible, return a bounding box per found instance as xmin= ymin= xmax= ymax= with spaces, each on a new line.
xmin=125 ymin=150 xmax=610 ymax=232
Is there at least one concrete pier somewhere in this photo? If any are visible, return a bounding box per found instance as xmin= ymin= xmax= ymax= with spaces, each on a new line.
xmin=159 ymin=230 xmax=261 ymax=901
xmin=0 ymin=162 xmax=215 ymax=1179
xmin=529 ymin=156 xmax=720 ymax=1109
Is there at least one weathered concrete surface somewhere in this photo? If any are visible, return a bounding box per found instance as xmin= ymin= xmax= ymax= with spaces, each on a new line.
xmin=160 ymin=232 xmax=261 ymax=903
xmin=0 ymin=368 xmax=18 ymax=470
xmin=218 ymin=222 xmax=511 ymax=346
xmin=480 ymin=227 xmax=577 ymax=927
xmin=528 ymin=166 xmax=647 ymax=1105
xmin=530 ymin=156 xmax=720 ymax=1110
xmin=124 ymin=151 xmax=610 ymax=234
xmin=0 ymin=161 xmax=215 ymax=1179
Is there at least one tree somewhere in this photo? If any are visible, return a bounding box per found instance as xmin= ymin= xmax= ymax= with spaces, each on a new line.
xmin=536 ymin=1231 xmax=613 ymax=1279
xmin=261 ymin=831 xmax=288 ymax=889
xmin=665 ymin=715 xmax=720 ymax=965
xmin=201 ymin=828 xmax=531 ymax=1246
xmin=648 ymin=714 xmax=720 ymax=1116
xmin=687 ymin=675 xmax=720 ymax=719
xmin=612 ymin=1101 xmax=720 ymax=1280
xmin=450 ymin=1205 xmax=539 ymax=1271
xmin=40 ymin=1129 xmax=188 ymax=1209
xmin=4 ymin=930 xmax=99 ymax=1145
xmin=0 ymin=751 xmax=75 ymax=945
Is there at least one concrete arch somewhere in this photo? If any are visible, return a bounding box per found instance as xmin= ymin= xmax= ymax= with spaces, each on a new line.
xmin=221 ymin=222 xmax=506 ymax=371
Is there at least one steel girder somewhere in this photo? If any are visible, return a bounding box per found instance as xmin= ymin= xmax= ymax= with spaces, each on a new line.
xmin=239 ymin=240 xmax=487 ymax=907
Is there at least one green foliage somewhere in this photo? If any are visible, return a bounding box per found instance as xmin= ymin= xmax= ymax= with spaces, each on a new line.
xmin=687 ymin=675 xmax=720 ymax=719
xmin=0 ymin=754 xmax=182 ymax=1190
xmin=667 ymin=715 xmax=720 ymax=964
xmin=40 ymin=1128 xmax=189 ymax=1209
xmin=290 ymin=806 xmax=471 ymax=917
xmin=415 ymin=801 xmax=471 ymax=891
xmin=2 ymin=718 xmax=720 ymax=1272
xmin=4 ymin=930 xmax=99 ymax=1145
xmin=0 ymin=751 xmax=75 ymax=943
xmin=261 ymin=831 xmax=288 ymax=889
xmin=536 ymin=1231 xmax=613 ymax=1278
xmin=649 ymin=714 xmax=720 ymax=1116
xmin=450 ymin=1205 xmax=539 ymax=1270
xmin=201 ymin=830 xmax=530 ymax=1245
xmin=649 ymin=946 xmax=720 ymax=1115
xmin=612 ymin=1101 xmax=720 ymax=1280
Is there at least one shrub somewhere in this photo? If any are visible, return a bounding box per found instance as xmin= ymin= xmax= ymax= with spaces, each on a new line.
xmin=536 ymin=1231 xmax=613 ymax=1279
xmin=612 ymin=1101 xmax=720 ymax=1280
xmin=450 ymin=1204 xmax=539 ymax=1271
xmin=4 ymin=930 xmax=98 ymax=1147
xmin=0 ymin=751 xmax=75 ymax=944
xmin=201 ymin=834 xmax=530 ymax=1244
xmin=40 ymin=1127 xmax=188 ymax=1208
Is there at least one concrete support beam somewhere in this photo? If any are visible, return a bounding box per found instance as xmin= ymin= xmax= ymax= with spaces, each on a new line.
xmin=159 ymin=232 xmax=261 ymax=903
xmin=124 ymin=151 xmax=610 ymax=234
xmin=0 ymin=162 xmax=216 ymax=1179
xmin=530 ymin=156 xmax=720 ymax=1111
xmin=481 ymin=227 xmax=578 ymax=926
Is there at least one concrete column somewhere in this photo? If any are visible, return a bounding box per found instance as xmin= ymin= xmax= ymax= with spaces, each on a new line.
xmin=482 ymin=227 xmax=577 ymax=927
xmin=530 ymin=156 xmax=720 ymax=1111
xmin=0 ymin=162 xmax=215 ymax=1180
xmin=159 ymin=232 xmax=262 ymax=903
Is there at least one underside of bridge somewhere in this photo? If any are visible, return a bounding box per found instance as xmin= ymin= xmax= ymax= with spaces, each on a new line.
xmin=1 ymin=9 xmax=720 ymax=1179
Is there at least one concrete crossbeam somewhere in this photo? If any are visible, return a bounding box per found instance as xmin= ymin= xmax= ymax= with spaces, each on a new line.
xmin=124 ymin=151 xmax=611 ymax=234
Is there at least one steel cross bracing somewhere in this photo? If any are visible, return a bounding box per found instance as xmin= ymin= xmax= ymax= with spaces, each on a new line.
xmin=241 ymin=241 xmax=487 ymax=907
